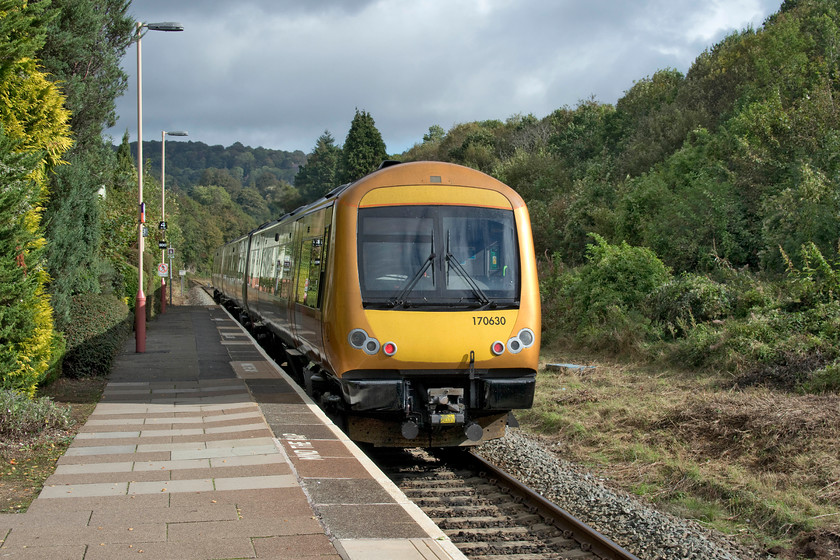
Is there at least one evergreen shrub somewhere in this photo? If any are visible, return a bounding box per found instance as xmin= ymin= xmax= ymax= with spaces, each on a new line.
xmin=648 ymin=273 xmax=732 ymax=337
xmin=61 ymin=293 xmax=131 ymax=378
xmin=541 ymin=234 xmax=671 ymax=352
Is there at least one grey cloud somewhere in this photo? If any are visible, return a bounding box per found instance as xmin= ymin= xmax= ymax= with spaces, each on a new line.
xmin=110 ymin=0 xmax=781 ymax=154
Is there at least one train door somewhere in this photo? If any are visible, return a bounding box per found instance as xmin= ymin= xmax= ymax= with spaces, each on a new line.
xmin=246 ymin=233 xmax=262 ymax=316
xmin=292 ymin=206 xmax=332 ymax=360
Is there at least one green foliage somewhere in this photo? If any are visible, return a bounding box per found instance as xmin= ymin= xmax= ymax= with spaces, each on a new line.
xmin=782 ymin=241 xmax=840 ymax=307
xmin=45 ymin=146 xmax=108 ymax=327
xmin=542 ymin=235 xmax=671 ymax=352
xmin=0 ymin=2 xmax=73 ymax=396
xmin=655 ymin=243 xmax=840 ymax=385
xmin=36 ymin=0 xmax=133 ymax=148
xmin=0 ymin=388 xmax=72 ymax=440
xmin=0 ymin=131 xmax=62 ymax=396
xmin=99 ymin=132 xmax=137 ymax=304
xmin=648 ymin=273 xmax=732 ymax=338
xmin=141 ymin=140 xmax=306 ymax=191
xmin=800 ymin=361 xmax=840 ymax=392
xmin=294 ymin=130 xmax=341 ymax=202
xmin=338 ymin=109 xmax=387 ymax=183
xmin=617 ymin=129 xmax=749 ymax=270
xmin=61 ymin=293 xmax=131 ymax=378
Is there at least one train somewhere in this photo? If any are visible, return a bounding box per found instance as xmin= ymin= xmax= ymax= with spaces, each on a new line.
xmin=211 ymin=161 xmax=540 ymax=447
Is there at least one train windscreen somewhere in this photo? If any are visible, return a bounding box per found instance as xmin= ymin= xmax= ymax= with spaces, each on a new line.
xmin=358 ymin=206 xmax=519 ymax=309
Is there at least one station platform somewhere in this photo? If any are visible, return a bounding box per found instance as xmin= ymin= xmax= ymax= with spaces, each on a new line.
xmin=0 ymin=305 xmax=467 ymax=560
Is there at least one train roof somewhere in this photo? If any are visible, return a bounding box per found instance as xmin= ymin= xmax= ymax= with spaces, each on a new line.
xmin=218 ymin=161 xmax=523 ymax=247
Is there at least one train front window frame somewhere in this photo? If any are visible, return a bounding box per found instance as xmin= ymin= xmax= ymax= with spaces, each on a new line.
xmin=357 ymin=205 xmax=520 ymax=309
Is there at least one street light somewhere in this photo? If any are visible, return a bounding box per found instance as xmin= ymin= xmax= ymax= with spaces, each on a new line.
xmin=134 ymin=20 xmax=184 ymax=353
xmin=160 ymin=130 xmax=188 ymax=313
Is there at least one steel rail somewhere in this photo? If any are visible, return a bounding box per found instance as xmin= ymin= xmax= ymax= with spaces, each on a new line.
xmin=467 ymin=450 xmax=640 ymax=560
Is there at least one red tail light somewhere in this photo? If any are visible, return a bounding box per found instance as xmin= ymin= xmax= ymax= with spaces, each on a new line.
xmin=491 ymin=341 xmax=505 ymax=356
xmin=383 ymin=342 xmax=398 ymax=356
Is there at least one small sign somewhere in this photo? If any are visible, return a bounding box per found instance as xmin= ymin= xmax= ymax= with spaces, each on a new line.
xmin=158 ymin=241 xmax=167 ymax=249
xmin=159 ymin=220 xmax=167 ymax=231
xmin=157 ymin=263 xmax=169 ymax=277
xmin=168 ymin=247 xmax=175 ymax=258
xmin=142 ymin=226 xmax=149 ymax=237
xmin=179 ymin=270 xmax=186 ymax=276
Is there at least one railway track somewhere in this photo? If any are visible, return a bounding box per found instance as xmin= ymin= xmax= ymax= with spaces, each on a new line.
xmin=369 ymin=447 xmax=639 ymax=560
xmin=202 ymin=281 xmax=639 ymax=559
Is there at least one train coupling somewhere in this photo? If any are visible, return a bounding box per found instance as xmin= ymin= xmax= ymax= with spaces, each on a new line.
xmin=399 ymin=388 xmax=484 ymax=442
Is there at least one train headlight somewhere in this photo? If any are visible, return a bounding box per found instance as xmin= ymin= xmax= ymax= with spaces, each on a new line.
xmin=507 ymin=328 xmax=535 ymax=354
xmin=364 ymin=338 xmax=380 ymax=355
xmin=383 ymin=342 xmax=398 ymax=356
xmin=491 ymin=341 xmax=505 ymax=356
xmin=349 ymin=328 xmax=382 ymax=355
xmin=518 ymin=328 xmax=535 ymax=348
xmin=348 ymin=329 xmax=368 ymax=349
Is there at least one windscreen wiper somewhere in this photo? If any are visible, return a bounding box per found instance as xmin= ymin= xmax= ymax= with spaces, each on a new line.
xmin=388 ymin=229 xmax=435 ymax=308
xmin=445 ymin=230 xmax=493 ymax=308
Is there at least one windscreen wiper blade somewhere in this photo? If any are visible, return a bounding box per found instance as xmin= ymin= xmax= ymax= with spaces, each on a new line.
xmin=388 ymin=229 xmax=435 ymax=308
xmin=445 ymin=230 xmax=493 ymax=307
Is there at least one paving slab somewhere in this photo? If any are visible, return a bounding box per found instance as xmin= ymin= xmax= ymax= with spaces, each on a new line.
xmin=0 ymin=306 xmax=466 ymax=560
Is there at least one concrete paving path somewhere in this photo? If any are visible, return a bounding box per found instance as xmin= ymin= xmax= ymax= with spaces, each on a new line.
xmin=0 ymin=306 xmax=464 ymax=560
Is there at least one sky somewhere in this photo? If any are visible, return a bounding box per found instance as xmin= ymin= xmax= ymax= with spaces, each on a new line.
xmin=107 ymin=0 xmax=783 ymax=155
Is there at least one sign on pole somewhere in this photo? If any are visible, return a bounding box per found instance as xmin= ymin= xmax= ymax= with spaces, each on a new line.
xmin=157 ymin=263 xmax=169 ymax=277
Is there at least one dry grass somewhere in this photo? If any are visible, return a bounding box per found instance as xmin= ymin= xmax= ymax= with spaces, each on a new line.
xmin=518 ymin=345 xmax=840 ymax=557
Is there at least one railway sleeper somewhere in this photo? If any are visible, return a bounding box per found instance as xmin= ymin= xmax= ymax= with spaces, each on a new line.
xmin=456 ymin=540 xmax=554 ymax=553
xmin=471 ymin=554 xmax=589 ymax=560
xmin=409 ymin=493 xmax=509 ymax=506
xmin=421 ymin=505 xmax=502 ymax=517
xmin=446 ymin=526 xmax=530 ymax=539
xmin=397 ymin=476 xmax=485 ymax=488
xmin=401 ymin=486 xmax=476 ymax=496
xmin=504 ymin=512 xmax=543 ymax=526
xmin=433 ymin=516 xmax=518 ymax=529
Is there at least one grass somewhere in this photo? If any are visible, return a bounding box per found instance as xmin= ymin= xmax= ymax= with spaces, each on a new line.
xmin=520 ymin=343 xmax=840 ymax=557
xmin=0 ymin=377 xmax=106 ymax=513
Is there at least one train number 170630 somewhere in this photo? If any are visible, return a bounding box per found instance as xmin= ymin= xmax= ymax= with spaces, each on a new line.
xmin=473 ymin=316 xmax=506 ymax=326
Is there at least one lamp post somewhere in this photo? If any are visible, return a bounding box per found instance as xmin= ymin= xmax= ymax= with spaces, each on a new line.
xmin=135 ymin=21 xmax=184 ymax=353
xmin=160 ymin=130 xmax=188 ymax=313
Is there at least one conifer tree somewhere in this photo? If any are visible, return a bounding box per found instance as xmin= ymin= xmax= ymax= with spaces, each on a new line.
xmin=294 ymin=130 xmax=341 ymax=202
xmin=0 ymin=0 xmax=72 ymax=395
xmin=35 ymin=0 xmax=134 ymax=322
xmin=0 ymin=131 xmax=61 ymax=395
xmin=338 ymin=109 xmax=387 ymax=183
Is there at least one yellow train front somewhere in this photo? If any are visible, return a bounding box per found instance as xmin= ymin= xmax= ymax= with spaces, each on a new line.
xmin=213 ymin=161 xmax=540 ymax=447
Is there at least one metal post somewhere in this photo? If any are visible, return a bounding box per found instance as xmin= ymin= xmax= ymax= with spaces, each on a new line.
xmin=132 ymin=20 xmax=183 ymax=350
xmin=160 ymin=130 xmax=166 ymax=314
xmin=169 ymin=256 xmax=173 ymax=306
xmin=135 ymin=22 xmax=146 ymax=353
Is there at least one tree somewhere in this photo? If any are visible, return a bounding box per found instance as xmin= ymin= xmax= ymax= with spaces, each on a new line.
xmin=0 ymin=0 xmax=73 ymax=395
xmin=338 ymin=109 xmax=387 ymax=183
xmin=34 ymin=0 xmax=134 ymax=321
xmin=0 ymin=131 xmax=62 ymax=395
xmin=294 ymin=130 xmax=341 ymax=202
xmin=35 ymin=0 xmax=134 ymax=149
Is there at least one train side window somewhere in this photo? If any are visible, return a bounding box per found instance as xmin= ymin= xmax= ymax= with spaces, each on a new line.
xmin=294 ymin=208 xmax=332 ymax=309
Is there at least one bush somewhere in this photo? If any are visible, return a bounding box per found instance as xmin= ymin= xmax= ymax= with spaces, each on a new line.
xmin=61 ymin=293 xmax=131 ymax=377
xmin=801 ymin=362 xmax=840 ymax=393
xmin=542 ymin=234 xmax=671 ymax=352
xmin=0 ymin=388 xmax=72 ymax=440
xmin=648 ymin=273 xmax=731 ymax=338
